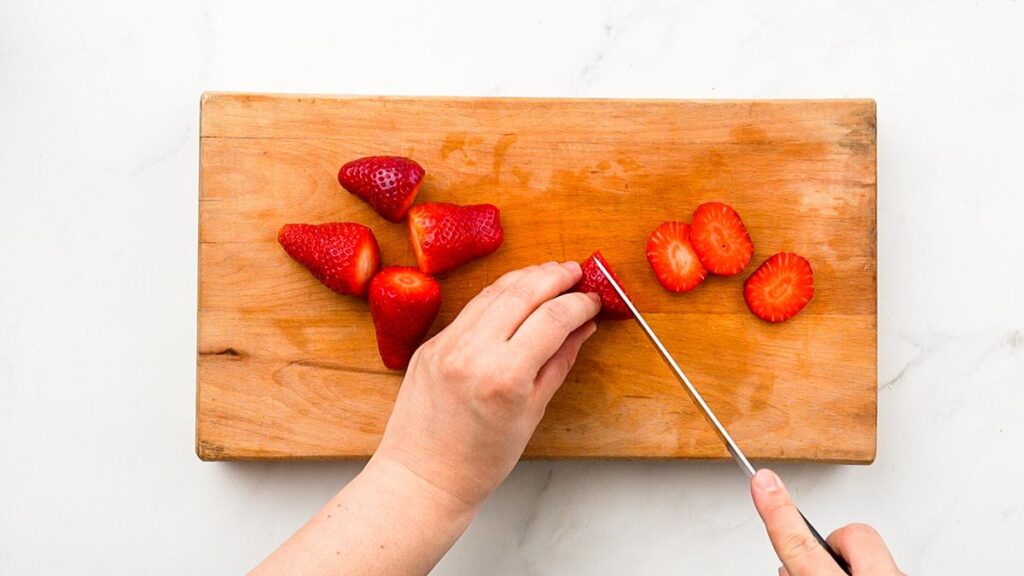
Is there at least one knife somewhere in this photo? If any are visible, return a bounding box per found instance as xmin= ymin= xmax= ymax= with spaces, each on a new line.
xmin=591 ymin=257 xmax=851 ymax=575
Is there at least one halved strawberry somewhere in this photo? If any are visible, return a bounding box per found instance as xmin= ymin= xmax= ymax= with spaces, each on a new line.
xmin=369 ymin=267 xmax=443 ymax=370
xmin=646 ymin=221 xmax=707 ymax=293
xmin=338 ymin=156 xmax=425 ymax=223
xmin=407 ymin=202 xmax=503 ymax=274
xmin=574 ymin=251 xmax=632 ymax=320
xmin=743 ymin=252 xmax=814 ymax=323
xmin=690 ymin=202 xmax=754 ymax=276
xmin=278 ymin=222 xmax=380 ymax=297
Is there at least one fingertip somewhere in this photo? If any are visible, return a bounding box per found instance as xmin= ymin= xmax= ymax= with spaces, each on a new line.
xmin=753 ymin=469 xmax=783 ymax=494
xmin=561 ymin=260 xmax=582 ymax=278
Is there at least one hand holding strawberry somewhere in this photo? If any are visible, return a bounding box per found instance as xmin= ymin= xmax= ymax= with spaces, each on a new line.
xmin=374 ymin=261 xmax=601 ymax=509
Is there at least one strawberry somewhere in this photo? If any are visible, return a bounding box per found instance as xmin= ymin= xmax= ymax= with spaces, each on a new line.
xmin=369 ymin=267 xmax=442 ymax=370
xmin=407 ymin=202 xmax=503 ymax=274
xmin=689 ymin=202 xmax=754 ymax=276
xmin=646 ymin=221 xmax=707 ymax=293
xmin=574 ymin=251 xmax=632 ymax=320
xmin=278 ymin=222 xmax=380 ymax=297
xmin=743 ymin=252 xmax=814 ymax=323
xmin=338 ymin=156 xmax=425 ymax=223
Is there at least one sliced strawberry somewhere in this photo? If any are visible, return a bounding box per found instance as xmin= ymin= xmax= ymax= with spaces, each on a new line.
xmin=278 ymin=222 xmax=380 ymax=297
xmin=743 ymin=252 xmax=814 ymax=323
xmin=407 ymin=202 xmax=503 ymax=274
xmin=646 ymin=221 xmax=707 ymax=293
xmin=338 ymin=156 xmax=425 ymax=223
xmin=369 ymin=267 xmax=443 ymax=370
xmin=574 ymin=251 xmax=632 ymax=320
xmin=690 ymin=202 xmax=754 ymax=276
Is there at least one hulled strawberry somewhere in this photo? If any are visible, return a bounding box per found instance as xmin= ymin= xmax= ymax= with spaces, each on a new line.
xmin=369 ymin=267 xmax=443 ymax=370
xmin=338 ymin=156 xmax=425 ymax=223
xmin=743 ymin=252 xmax=814 ymax=323
xmin=278 ymin=222 xmax=380 ymax=297
xmin=646 ymin=221 xmax=707 ymax=293
xmin=574 ymin=251 xmax=632 ymax=320
xmin=689 ymin=202 xmax=754 ymax=276
xmin=407 ymin=202 xmax=503 ymax=274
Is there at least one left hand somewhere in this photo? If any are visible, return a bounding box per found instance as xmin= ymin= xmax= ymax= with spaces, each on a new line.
xmin=372 ymin=260 xmax=602 ymax=512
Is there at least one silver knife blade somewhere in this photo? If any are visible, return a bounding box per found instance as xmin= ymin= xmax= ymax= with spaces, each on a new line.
xmin=591 ymin=257 xmax=756 ymax=477
xmin=591 ymin=258 xmax=853 ymax=574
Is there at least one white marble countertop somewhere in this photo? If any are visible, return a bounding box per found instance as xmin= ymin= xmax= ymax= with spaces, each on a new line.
xmin=2 ymin=1 xmax=1022 ymax=574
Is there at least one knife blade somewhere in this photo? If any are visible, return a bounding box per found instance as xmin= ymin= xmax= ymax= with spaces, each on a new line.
xmin=590 ymin=257 xmax=851 ymax=574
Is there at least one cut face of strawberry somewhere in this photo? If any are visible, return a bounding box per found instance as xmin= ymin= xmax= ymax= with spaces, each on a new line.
xmin=690 ymin=202 xmax=754 ymax=276
xmin=407 ymin=203 xmax=503 ymax=274
xmin=574 ymin=251 xmax=632 ymax=320
xmin=743 ymin=252 xmax=814 ymax=323
xmin=369 ymin=267 xmax=443 ymax=370
xmin=278 ymin=222 xmax=380 ymax=297
xmin=338 ymin=156 xmax=425 ymax=223
xmin=646 ymin=221 xmax=707 ymax=293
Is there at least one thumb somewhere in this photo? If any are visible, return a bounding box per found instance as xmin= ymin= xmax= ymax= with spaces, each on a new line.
xmin=750 ymin=469 xmax=844 ymax=576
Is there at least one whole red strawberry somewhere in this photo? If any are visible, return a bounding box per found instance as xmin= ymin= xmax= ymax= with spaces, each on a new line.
xmin=574 ymin=251 xmax=632 ymax=320
xmin=369 ymin=267 xmax=442 ymax=370
xmin=743 ymin=252 xmax=814 ymax=323
xmin=407 ymin=202 xmax=503 ymax=274
xmin=278 ymin=222 xmax=380 ymax=297
xmin=690 ymin=202 xmax=754 ymax=276
xmin=338 ymin=156 xmax=425 ymax=223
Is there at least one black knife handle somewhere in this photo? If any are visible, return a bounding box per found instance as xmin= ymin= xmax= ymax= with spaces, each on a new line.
xmin=798 ymin=510 xmax=852 ymax=575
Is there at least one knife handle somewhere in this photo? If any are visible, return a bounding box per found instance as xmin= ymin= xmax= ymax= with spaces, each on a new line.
xmin=798 ymin=510 xmax=852 ymax=575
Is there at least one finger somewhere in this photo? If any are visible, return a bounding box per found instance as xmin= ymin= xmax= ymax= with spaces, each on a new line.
xmin=750 ymin=469 xmax=845 ymax=576
xmin=532 ymin=320 xmax=597 ymax=406
xmin=483 ymin=261 xmax=583 ymax=339
xmin=827 ymin=524 xmax=902 ymax=574
xmin=779 ymin=567 xmax=790 ymax=576
xmin=445 ymin=267 xmax=530 ymax=331
xmin=510 ymin=291 xmax=601 ymax=370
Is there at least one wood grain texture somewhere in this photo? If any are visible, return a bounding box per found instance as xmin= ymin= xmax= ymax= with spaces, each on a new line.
xmin=197 ymin=93 xmax=876 ymax=462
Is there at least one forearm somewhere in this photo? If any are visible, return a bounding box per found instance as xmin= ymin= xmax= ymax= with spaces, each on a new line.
xmin=251 ymin=455 xmax=478 ymax=575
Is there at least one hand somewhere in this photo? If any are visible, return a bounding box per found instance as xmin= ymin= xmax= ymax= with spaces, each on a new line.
xmin=372 ymin=261 xmax=602 ymax=513
xmin=751 ymin=469 xmax=904 ymax=575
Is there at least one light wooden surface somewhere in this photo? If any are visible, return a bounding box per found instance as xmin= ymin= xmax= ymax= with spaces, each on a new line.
xmin=197 ymin=93 xmax=876 ymax=462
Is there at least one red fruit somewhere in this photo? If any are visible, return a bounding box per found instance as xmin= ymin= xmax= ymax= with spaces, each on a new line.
xmin=278 ymin=222 xmax=380 ymax=297
xmin=369 ymin=267 xmax=442 ymax=370
xmin=338 ymin=156 xmax=425 ymax=223
xmin=574 ymin=251 xmax=632 ymax=321
xmin=743 ymin=252 xmax=814 ymax=323
xmin=407 ymin=202 xmax=503 ymax=274
xmin=646 ymin=221 xmax=707 ymax=293
xmin=690 ymin=202 xmax=754 ymax=276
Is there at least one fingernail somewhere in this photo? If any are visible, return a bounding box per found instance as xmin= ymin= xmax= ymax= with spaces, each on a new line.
xmin=754 ymin=469 xmax=782 ymax=493
xmin=584 ymin=321 xmax=598 ymax=337
xmin=588 ymin=292 xmax=602 ymax=305
xmin=562 ymin=261 xmax=581 ymax=274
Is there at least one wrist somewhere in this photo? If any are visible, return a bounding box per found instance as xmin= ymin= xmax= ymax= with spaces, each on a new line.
xmin=364 ymin=453 xmax=481 ymax=531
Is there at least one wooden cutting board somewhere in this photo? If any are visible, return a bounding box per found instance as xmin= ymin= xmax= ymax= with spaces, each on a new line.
xmin=197 ymin=93 xmax=876 ymax=462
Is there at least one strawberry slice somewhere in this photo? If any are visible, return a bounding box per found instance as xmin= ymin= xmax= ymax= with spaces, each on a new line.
xmin=574 ymin=251 xmax=632 ymax=320
xmin=407 ymin=202 xmax=503 ymax=274
xmin=369 ymin=267 xmax=443 ymax=370
xmin=690 ymin=202 xmax=754 ymax=276
xmin=338 ymin=156 xmax=425 ymax=223
xmin=278 ymin=222 xmax=380 ymax=297
xmin=743 ymin=252 xmax=814 ymax=323
xmin=646 ymin=221 xmax=707 ymax=293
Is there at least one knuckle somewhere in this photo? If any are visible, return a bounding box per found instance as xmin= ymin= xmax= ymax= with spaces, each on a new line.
xmin=503 ymin=281 xmax=534 ymax=303
xmin=780 ymin=532 xmax=820 ymax=559
xmin=480 ymin=372 xmax=529 ymax=405
xmin=542 ymin=300 xmax=573 ymax=329
xmin=838 ymin=523 xmax=878 ymax=542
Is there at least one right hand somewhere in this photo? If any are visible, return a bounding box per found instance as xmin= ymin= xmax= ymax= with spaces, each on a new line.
xmin=750 ymin=468 xmax=904 ymax=575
